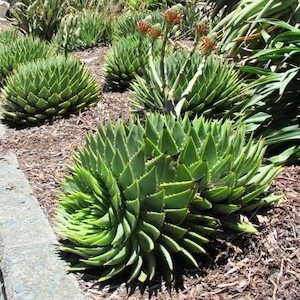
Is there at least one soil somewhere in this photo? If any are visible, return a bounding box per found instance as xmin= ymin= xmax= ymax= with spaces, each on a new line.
xmin=0 ymin=47 xmax=299 ymax=300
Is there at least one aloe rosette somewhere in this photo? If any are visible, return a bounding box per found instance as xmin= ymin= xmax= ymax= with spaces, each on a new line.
xmin=56 ymin=113 xmax=281 ymax=283
xmin=131 ymin=51 xmax=247 ymax=117
xmin=0 ymin=28 xmax=21 ymax=47
xmin=1 ymin=55 xmax=100 ymax=125
xmin=103 ymin=35 xmax=161 ymax=91
xmin=0 ymin=36 xmax=54 ymax=79
xmin=114 ymin=11 xmax=164 ymax=40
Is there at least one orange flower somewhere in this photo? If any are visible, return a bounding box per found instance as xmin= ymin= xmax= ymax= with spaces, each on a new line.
xmin=148 ymin=24 xmax=162 ymax=39
xmin=201 ymin=37 xmax=217 ymax=55
xmin=195 ymin=23 xmax=208 ymax=37
xmin=137 ymin=20 xmax=152 ymax=34
xmin=163 ymin=10 xmax=181 ymax=25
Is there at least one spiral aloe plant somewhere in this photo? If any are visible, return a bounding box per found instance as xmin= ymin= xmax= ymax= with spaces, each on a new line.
xmin=131 ymin=51 xmax=247 ymax=117
xmin=103 ymin=34 xmax=161 ymax=91
xmin=0 ymin=36 xmax=54 ymax=79
xmin=56 ymin=113 xmax=281 ymax=283
xmin=1 ymin=55 xmax=101 ymax=125
xmin=0 ymin=28 xmax=21 ymax=46
xmin=129 ymin=4 xmax=248 ymax=117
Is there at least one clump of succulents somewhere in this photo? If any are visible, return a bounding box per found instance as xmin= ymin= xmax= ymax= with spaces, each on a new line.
xmin=56 ymin=113 xmax=281 ymax=283
xmin=130 ymin=4 xmax=249 ymax=118
xmin=0 ymin=36 xmax=54 ymax=79
xmin=1 ymin=55 xmax=101 ymax=125
xmin=103 ymin=34 xmax=162 ymax=91
xmin=11 ymin=0 xmax=67 ymax=41
xmin=0 ymin=28 xmax=22 ymax=46
xmin=53 ymin=11 xmax=106 ymax=52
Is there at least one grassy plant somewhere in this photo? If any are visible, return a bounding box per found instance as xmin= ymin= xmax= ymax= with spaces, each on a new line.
xmin=210 ymin=0 xmax=299 ymax=59
xmin=240 ymin=20 xmax=300 ymax=163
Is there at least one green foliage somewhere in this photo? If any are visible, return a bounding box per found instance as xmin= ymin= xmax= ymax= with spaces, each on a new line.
xmin=56 ymin=113 xmax=281 ymax=283
xmin=207 ymin=0 xmax=242 ymax=18
xmin=132 ymin=51 xmax=246 ymax=118
xmin=130 ymin=4 xmax=241 ymax=117
xmin=54 ymin=11 xmax=106 ymax=52
xmin=1 ymin=55 xmax=101 ymax=125
xmin=103 ymin=34 xmax=161 ymax=91
xmin=12 ymin=0 xmax=67 ymax=41
xmin=0 ymin=28 xmax=22 ymax=46
xmin=211 ymin=0 xmax=299 ymax=59
xmin=240 ymin=20 xmax=300 ymax=163
xmin=114 ymin=11 xmax=164 ymax=40
xmin=0 ymin=36 xmax=54 ymax=80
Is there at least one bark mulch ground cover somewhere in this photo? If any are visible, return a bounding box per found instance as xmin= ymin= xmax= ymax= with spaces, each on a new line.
xmin=0 ymin=47 xmax=299 ymax=300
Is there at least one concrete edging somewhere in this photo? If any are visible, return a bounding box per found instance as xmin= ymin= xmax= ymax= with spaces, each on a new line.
xmin=0 ymin=122 xmax=84 ymax=300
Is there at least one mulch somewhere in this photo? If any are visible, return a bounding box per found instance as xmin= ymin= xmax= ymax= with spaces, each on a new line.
xmin=0 ymin=47 xmax=299 ymax=300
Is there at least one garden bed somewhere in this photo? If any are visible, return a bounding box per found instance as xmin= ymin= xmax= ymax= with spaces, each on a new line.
xmin=0 ymin=46 xmax=299 ymax=300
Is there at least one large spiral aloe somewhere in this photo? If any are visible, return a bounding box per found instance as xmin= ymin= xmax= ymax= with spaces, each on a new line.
xmin=131 ymin=51 xmax=247 ymax=117
xmin=0 ymin=36 xmax=54 ymax=79
xmin=1 ymin=55 xmax=101 ymax=125
xmin=56 ymin=113 xmax=281 ymax=283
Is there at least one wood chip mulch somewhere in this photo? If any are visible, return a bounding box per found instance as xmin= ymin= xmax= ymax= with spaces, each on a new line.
xmin=0 ymin=47 xmax=299 ymax=300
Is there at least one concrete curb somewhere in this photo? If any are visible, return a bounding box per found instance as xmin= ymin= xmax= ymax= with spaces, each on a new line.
xmin=0 ymin=122 xmax=84 ymax=300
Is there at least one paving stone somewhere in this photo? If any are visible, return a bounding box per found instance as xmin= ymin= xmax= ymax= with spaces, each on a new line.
xmin=0 ymin=151 xmax=84 ymax=300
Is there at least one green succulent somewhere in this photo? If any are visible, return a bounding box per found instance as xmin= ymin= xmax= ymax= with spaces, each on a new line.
xmin=131 ymin=51 xmax=247 ymax=117
xmin=54 ymin=11 xmax=106 ymax=52
xmin=103 ymin=34 xmax=161 ymax=91
xmin=0 ymin=28 xmax=22 ymax=46
xmin=11 ymin=0 xmax=67 ymax=41
xmin=0 ymin=36 xmax=54 ymax=80
xmin=114 ymin=11 xmax=164 ymax=41
xmin=56 ymin=113 xmax=281 ymax=283
xmin=1 ymin=55 xmax=101 ymax=125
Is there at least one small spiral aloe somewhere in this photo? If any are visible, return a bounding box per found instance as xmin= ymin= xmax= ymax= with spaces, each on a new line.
xmin=56 ymin=113 xmax=281 ymax=283
xmin=0 ymin=36 xmax=54 ymax=79
xmin=1 ymin=55 xmax=101 ymax=125
xmin=0 ymin=28 xmax=22 ymax=46
xmin=103 ymin=34 xmax=162 ymax=91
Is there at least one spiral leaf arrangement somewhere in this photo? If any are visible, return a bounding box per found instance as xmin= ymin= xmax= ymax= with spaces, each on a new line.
xmin=1 ymin=55 xmax=101 ymax=125
xmin=56 ymin=113 xmax=281 ymax=283
xmin=131 ymin=51 xmax=246 ymax=117
xmin=103 ymin=35 xmax=161 ymax=91
xmin=0 ymin=36 xmax=54 ymax=79
xmin=0 ymin=28 xmax=21 ymax=47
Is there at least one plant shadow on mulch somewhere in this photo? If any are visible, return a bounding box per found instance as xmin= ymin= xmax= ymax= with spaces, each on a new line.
xmin=57 ymin=208 xmax=283 ymax=299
